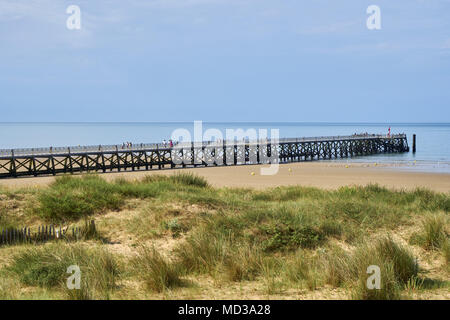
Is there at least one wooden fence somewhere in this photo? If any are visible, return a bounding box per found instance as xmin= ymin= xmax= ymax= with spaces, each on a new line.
xmin=0 ymin=220 xmax=96 ymax=246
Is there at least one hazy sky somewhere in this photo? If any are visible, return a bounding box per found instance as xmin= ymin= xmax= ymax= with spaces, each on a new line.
xmin=0 ymin=0 xmax=449 ymax=122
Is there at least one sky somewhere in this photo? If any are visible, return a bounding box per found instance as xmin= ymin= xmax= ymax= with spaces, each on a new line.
xmin=0 ymin=0 xmax=449 ymax=123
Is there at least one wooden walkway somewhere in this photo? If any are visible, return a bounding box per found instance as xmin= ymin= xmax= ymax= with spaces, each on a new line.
xmin=0 ymin=134 xmax=409 ymax=179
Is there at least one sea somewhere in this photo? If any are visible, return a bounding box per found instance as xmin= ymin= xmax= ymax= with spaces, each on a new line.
xmin=0 ymin=122 xmax=449 ymax=173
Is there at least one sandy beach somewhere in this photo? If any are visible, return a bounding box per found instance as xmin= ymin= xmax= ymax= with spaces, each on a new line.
xmin=0 ymin=161 xmax=449 ymax=193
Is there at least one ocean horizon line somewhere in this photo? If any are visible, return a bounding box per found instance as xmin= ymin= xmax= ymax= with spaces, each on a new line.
xmin=0 ymin=121 xmax=449 ymax=126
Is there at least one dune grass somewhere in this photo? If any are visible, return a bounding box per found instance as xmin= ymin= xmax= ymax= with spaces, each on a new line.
xmin=175 ymin=229 xmax=230 ymax=274
xmin=283 ymin=249 xmax=320 ymax=290
xmin=37 ymin=175 xmax=124 ymax=221
xmin=130 ymin=246 xmax=184 ymax=292
xmin=296 ymin=237 xmax=419 ymax=299
xmin=7 ymin=243 xmax=120 ymax=299
xmin=25 ymin=173 xmax=450 ymax=232
xmin=351 ymin=237 xmax=419 ymax=300
xmin=443 ymin=240 xmax=450 ymax=267
xmin=0 ymin=173 xmax=448 ymax=299
xmin=410 ymin=213 xmax=449 ymax=250
xmin=37 ymin=173 xmax=210 ymax=222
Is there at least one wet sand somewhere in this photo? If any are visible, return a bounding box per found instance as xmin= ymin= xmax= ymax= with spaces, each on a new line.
xmin=0 ymin=161 xmax=449 ymax=193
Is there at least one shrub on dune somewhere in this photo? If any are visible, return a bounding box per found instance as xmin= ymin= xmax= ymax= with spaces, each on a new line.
xmin=38 ymin=175 xmax=123 ymax=221
xmin=322 ymin=237 xmax=418 ymax=300
xmin=410 ymin=214 xmax=449 ymax=250
xmin=131 ymin=246 xmax=183 ymax=292
xmin=8 ymin=243 xmax=120 ymax=299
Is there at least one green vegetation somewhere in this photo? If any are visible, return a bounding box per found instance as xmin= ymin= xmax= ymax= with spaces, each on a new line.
xmin=0 ymin=173 xmax=448 ymax=299
xmin=38 ymin=175 xmax=124 ymax=221
xmin=37 ymin=173 xmax=209 ymax=221
xmin=131 ymin=246 xmax=184 ymax=292
xmin=175 ymin=229 xmax=230 ymax=274
xmin=0 ymin=187 xmax=37 ymax=229
xmin=7 ymin=243 xmax=120 ymax=299
xmin=443 ymin=240 xmax=450 ymax=267
xmin=351 ymin=237 xmax=419 ymax=300
xmin=410 ymin=213 xmax=449 ymax=250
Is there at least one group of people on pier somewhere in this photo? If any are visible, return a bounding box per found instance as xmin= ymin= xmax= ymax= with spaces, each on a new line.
xmin=121 ymin=142 xmax=133 ymax=149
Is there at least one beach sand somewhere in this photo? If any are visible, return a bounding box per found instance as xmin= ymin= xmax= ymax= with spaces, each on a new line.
xmin=0 ymin=161 xmax=449 ymax=192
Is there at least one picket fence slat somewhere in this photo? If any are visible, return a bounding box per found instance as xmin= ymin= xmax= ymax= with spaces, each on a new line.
xmin=0 ymin=220 xmax=95 ymax=246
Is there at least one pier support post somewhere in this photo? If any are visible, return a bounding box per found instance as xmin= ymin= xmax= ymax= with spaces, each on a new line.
xmin=10 ymin=149 xmax=17 ymax=178
xmin=412 ymin=134 xmax=416 ymax=153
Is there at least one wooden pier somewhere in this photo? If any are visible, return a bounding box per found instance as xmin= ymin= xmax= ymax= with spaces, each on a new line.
xmin=0 ymin=134 xmax=409 ymax=179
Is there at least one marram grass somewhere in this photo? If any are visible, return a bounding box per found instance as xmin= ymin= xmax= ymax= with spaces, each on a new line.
xmin=0 ymin=173 xmax=448 ymax=300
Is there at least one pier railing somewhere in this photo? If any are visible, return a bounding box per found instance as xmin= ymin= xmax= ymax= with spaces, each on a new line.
xmin=0 ymin=134 xmax=404 ymax=157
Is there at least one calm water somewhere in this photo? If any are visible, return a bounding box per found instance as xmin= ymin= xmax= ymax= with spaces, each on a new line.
xmin=0 ymin=122 xmax=449 ymax=173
